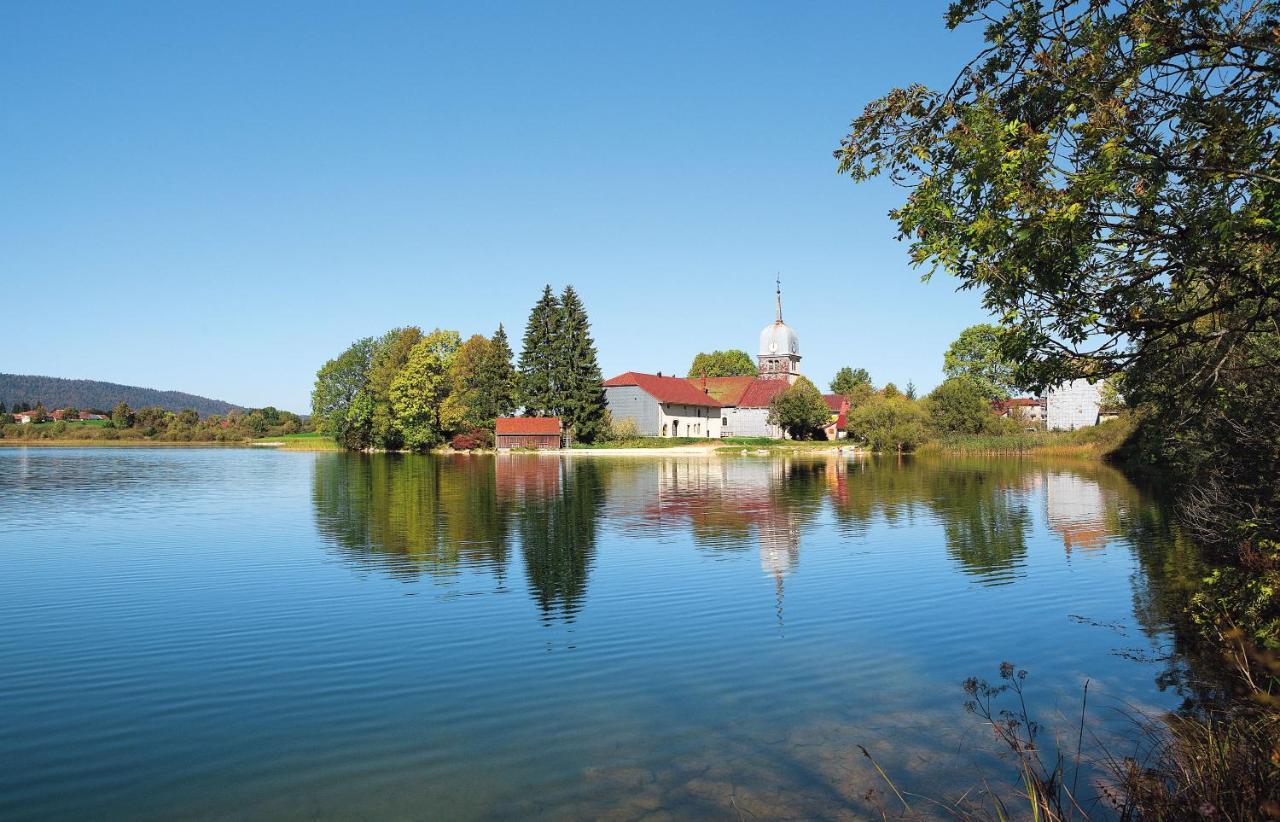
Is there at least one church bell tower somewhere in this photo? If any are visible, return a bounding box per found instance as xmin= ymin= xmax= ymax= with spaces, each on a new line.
xmin=757 ymin=277 xmax=801 ymax=382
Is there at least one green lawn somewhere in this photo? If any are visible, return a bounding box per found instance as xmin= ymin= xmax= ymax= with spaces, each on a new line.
xmin=254 ymin=432 xmax=343 ymax=450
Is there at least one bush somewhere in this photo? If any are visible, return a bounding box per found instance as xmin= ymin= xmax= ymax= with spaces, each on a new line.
xmin=846 ymin=395 xmax=929 ymax=453
xmin=607 ymin=417 xmax=641 ymax=441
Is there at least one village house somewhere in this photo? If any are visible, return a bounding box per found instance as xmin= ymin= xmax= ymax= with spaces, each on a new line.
xmin=822 ymin=394 xmax=849 ymax=440
xmin=601 ymin=373 xmax=723 ymax=438
xmin=495 ymin=417 xmax=563 ymax=450
xmin=994 ymin=397 xmax=1046 ymax=424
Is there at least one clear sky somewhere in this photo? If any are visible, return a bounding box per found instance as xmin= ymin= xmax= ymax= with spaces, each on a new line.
xmin=2 ymin=2 xmax=992 ymax=413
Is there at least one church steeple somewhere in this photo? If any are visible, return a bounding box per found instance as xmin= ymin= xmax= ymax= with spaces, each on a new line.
xmin=759 ymin=275 xmax=801 ymax=382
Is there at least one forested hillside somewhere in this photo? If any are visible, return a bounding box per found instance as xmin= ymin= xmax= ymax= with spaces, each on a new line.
xmin=0 ymin=374 xmax=242 ymax=416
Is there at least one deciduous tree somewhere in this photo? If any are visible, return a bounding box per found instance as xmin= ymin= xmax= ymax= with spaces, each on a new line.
xmin=943 ymin=324 xmax=1018 ymax=401
xmin=390 ymin=329 xmax=460 ymax=451
xmin=829 ymin=367 xmax=871 ymax=395
xmin=688 ymin=350 xmax=758 ymax=378
xmin=767 ymin=377 xmax=830 ymax=440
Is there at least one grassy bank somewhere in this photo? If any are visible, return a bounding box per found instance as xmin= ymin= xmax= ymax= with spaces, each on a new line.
xmin=252 ymin=432 xmax=343 ymax=451
xmin=917 ymin=416 xmax=1135 ymax=458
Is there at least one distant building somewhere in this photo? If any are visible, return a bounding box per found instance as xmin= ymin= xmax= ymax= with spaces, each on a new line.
xmin=1046 ymin=380 xmax=1103 ymax=431
xmin=494 ymin=417 xmax=563 ymax=450
xmin=602 ymin=373 xmax=723 ymax=438
xmin=995 ymin=397 xmax=1046 ymax=424
xmin=822 ymin=394 xmax=849 ymax=440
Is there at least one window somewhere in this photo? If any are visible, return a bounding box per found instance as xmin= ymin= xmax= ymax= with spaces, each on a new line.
xmin=662 ymin=424 xmax=668 ymax=437
xmin=722 ymin=417 xmax=728 ymax=426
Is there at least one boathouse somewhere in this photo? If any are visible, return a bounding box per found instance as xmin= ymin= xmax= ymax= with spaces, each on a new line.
xmin=495 ymin=417 xmax=563 ymax=450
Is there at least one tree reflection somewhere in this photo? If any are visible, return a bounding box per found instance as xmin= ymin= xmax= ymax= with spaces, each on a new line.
xmin=311 ymin=452 xmax=511 ymax=582
xmin=511 ymin=458 xmax=606 ymax=622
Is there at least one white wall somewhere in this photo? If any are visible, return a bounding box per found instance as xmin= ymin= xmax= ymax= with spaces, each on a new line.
xmin=1046 ymin=379 xmax=1101 ymax=430
xmin=657 ymin=403 xmax=722 ymax=438
xmin=722 ymin=406 xmax=783 ymax=438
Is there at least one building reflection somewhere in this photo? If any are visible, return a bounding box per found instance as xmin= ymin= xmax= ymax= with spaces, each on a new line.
xmin=311 ymin=452 xmax=1154 ymax=621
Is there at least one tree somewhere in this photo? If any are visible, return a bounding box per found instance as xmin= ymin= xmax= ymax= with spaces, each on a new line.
xmin=836 ymin=2 xmax=1279 ymax=393
xmin=829 ymin=367 xmax=872 ymax=395
xmin=554 ymin=285 xmax=608 ymax=443
xmin=943 ymin=325 xmax=1018 ymax=401
xmin=484 ymin=324 xmax=519 ymax=420
xmin=882 ymin=382 xmax=901 ymax=399
xmin=926 ymin=377 xmax=995 ymax=435
xmin=30 ymin=403 xmax=47 ymax=423
xmin=846 ymin=395 xmax=928 ymax=453
xmin=688 ymin=350 xmax=758 ymax=378
xmin=0 ymin=401 xmax=7 ymax=414
xmin=441 ymin=334 xmax=498 ymax=433
xmin=844 ymin=382 xmax=876 ymax=409
xmin=390 ymin=329 xmax=460 ymax=451
xmin=767 ymin=377 xmax=830 ymax=440
xmin=111 ymin=401 xmax=134 ymax=429
xmin=519 ymin=285 xmax=561 ymax=417
xmin=312 ymin=336 xmax=376 ymax=438
xmin=367 ymin=327 xmax=423 ymax=450
xmin=905 ymin=380 xmax=917 ymax=400
xmin=62 ymin=407 xmax=79 ymax=422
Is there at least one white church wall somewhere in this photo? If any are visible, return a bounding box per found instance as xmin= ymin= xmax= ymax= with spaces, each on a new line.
xmin=657 ymin=403 xmax=722 ymax=438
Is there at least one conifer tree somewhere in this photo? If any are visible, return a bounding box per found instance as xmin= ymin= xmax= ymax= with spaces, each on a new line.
xmin=518 ymin=285 xmax=561 ymax=416
xmin=554 ymin=285 xmax=608 ymax=443
xmin=485 ymin=324 xmax=519 ymax=420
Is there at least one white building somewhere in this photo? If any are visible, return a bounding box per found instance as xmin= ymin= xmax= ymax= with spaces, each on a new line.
xmin=1045 ymin=379 xmax=1102 ymax=430
xmin=601 ymin=372 xmax=723 ymax=438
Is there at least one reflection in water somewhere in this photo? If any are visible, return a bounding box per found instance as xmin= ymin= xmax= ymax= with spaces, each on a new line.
xmin=4 ymin=448 xmax=1218 ymax=820
xmin=509 ymin=458 xmax=604 ymax=622
xmin=313 ymin=453 xmax=1165 ymax=610
xmin=312 ymin=453 xmax=512 ymax=582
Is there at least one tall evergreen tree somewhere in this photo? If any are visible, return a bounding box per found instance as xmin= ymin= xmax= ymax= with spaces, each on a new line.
xmin=484 ymin=324 xmax=519 ymax=420
xmin=554 ymin=285 xmax=608 ymax=443
xmin=518 ymin=285 xmax=561 ymax=417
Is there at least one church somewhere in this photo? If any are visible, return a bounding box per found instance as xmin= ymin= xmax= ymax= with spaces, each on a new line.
xmin=603 ymin=284 xmax=839 ymax=439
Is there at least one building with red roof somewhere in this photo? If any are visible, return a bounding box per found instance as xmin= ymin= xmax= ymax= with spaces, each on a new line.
xmin=602 ymin=372 xmax=721 ymax=438
xmin=494 ymin=417 xmax=563 ymax=450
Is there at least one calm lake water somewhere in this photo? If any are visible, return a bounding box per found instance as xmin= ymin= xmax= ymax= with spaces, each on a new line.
xmin=0 ymin=448 xmax=1201 ymax=820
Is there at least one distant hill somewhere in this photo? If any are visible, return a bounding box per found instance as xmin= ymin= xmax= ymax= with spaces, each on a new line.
xmin=0 ymin=374 xmax=244 ymax=417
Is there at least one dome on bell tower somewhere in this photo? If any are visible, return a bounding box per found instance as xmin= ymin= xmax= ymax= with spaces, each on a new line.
xmin=759 ymin=321 xmax=799 ymax=358
xmin=756 ymin=277 xmax=802 ymax=381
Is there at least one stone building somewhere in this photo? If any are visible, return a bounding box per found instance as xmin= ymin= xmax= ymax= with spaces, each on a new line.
xmin=601 ymin=372 xmax=723 ymax=438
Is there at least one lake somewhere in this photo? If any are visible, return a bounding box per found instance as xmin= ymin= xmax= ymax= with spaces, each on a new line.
xmin=0 ymin=448 xmax=1201 ymax=819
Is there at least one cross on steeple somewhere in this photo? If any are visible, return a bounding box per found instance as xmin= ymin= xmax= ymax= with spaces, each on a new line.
xmin=775 ymin=273 xmax=783 ymax=324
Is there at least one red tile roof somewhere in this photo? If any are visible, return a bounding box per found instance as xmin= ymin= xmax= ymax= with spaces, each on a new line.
xmin=737 ymin=379 xmax=790 ymax=408
xmin=823 ymin=394 xmax=849 ymax=413
xmin=495 ymin=417 xmax=562 ymax=435
xmin=693 ymin=376 xmax=756 ymax=406
xmin=603 ymin=372 xmax=722 ymax=407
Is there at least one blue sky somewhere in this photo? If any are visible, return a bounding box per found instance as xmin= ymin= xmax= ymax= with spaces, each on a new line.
xmin=2 ymin=2 xmax=990 ymax=412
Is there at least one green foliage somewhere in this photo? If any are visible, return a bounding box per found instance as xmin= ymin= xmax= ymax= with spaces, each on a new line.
xmin=688 ymin=350 xmax=758 ymax=378
xmin=554 ymin=286 xmax=608 ymax=443
xmin=837 ymin=3 xmax=1279 ymax=393
xmin=881 ymin=382 xmax=901 ymax=399
xmin=519 ymin=285 xmax=561 ymax=417
xmin=111 ymin=401 xmax=134 ymax=429
xmin=844 ymin=382 xmax=876 ymax=409
xmin=767 ymin=376 xmax=830 ymax=440
xmin=943 ymin=324 xmax=1017 ymax=401
xmin=829 ymin=366 xmax=872 ymax=396
xmin=442 ymin=334 xmax=500 ymax=434
xmin=390 ymin=329 xmax=460 ymax=451
xmin=925 ymin=376 xmax=997 ymax=435
xmin=311 ymin=336 xmax=376 ymax=438
xmin=846 ymin=395 xmax=928 ymax=453
xmin=483 ymin=324 xmax=519 ymax=420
